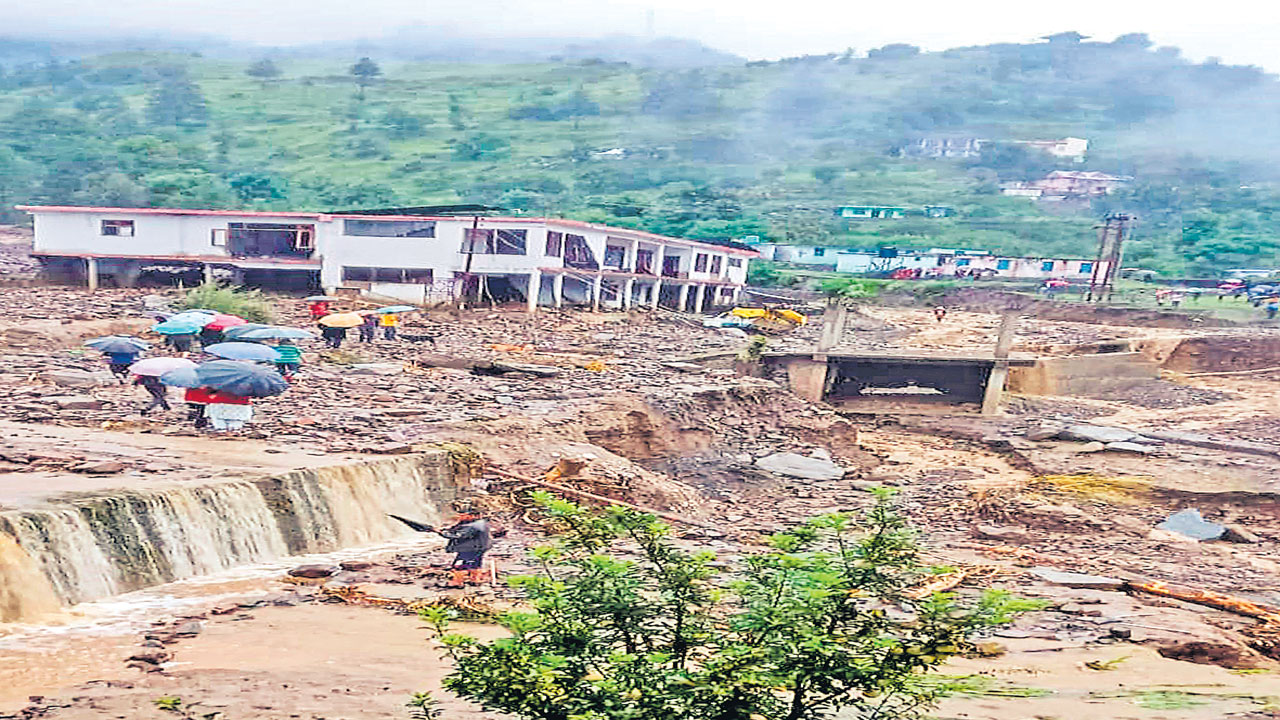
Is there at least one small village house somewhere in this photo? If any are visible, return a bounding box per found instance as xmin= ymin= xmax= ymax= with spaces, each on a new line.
xmin=18 ymin=206 xmax=755 ymax=313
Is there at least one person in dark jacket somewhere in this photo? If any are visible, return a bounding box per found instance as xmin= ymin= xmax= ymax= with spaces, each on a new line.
xmin=438 ymin=504 xmax=493 ymax=588
xmin=134 ymin=374 xmax=171 ymax=415
xmin=358 ymin=312 xmax=377 ymax=343
xmin=320 ymin=324 xmax=346 ymax=349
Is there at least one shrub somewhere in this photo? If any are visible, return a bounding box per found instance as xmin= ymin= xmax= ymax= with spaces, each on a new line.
xmin=423 ymin=491 xmax=1038 ymax=720
xmin=178 ymin=282 xmax=274 ymax=322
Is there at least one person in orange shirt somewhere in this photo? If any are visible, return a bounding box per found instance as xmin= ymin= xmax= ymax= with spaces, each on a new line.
xmin=379 ymin=312 xmax=400 ymax=341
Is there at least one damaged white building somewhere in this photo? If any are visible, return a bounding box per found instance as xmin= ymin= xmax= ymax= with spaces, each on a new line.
xmin=19 ymin=205 xmax=756 ymax=313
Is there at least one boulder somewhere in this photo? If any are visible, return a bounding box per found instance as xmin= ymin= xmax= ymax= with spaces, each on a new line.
xmin=1157 ymin=509 xmax=1226 ymax=541
xmin=172 ymin=621 xmax=203 ymax=637
xmin=1025 ymin=425 xmax=1063 ymax=442
xmin=973 ymin=525 xmax=1031 ymax=543
xmin=47 ymin=395 xmax=104 ymax=410
xmin=1105 ymin=441 xmax=1154 ymax=454
xmin=288 ymin=564 xmax=339 ymax=579
xmin=754 ymin=452 xmax=845 ymax=481
xmin=1030 ymin=567 xmax=1125 ymax=590
xmin=349 ymin=363 xmax=404 ymax=376
xmin=41 ymin=369 xmax=113 ymax=389
xmin=1062 ymin=425 xmax=1138 ymax=444
xmin=71 ymin=460 xmax=125 ymax=474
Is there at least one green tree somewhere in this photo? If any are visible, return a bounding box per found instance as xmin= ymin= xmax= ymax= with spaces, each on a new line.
xmin=349 ymin=57 xmax=381 ymax=99
xmin=424 ymin=491 xmax=1036 ymax=720
xmin=245 ymin=58 xmax=282 ymax=84
xmin=812 ymin=166 xmax=841 ymax=185
xmin=145 ymin=75 xmax=209 ymax=128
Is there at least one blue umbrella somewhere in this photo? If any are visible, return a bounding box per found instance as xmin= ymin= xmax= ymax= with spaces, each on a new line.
xmin=84 ymin=335 xmax=150 ymax=353
xmin=222 ymin=323 xmax=273 ymax=341
xmin=194 ymin=360 xmax=289 ymax=397
xmin=235 ymin=326 xmax=315 ymax=341
xmin=375 ymin=305 xmax=416 ymax=314
xmin=152 ymin=319 xmax=205 ymax=335
xmin=159 ymin=366 xmax=201 ymax=388
xmin=204 ymin=342 xmax=282 ymax=362
xmin=168 ymin=311 xmax=217 ymax=328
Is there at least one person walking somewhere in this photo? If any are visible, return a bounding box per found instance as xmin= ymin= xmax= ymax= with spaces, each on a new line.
xmin=134 ymin=374 xmax=171 ymax=415
xmin=320 ymin=324 xmax=347 ymax=349
xmin=379 ymin=312 xmax=400 ymax=341
xmin=438 ymin=503 xmax=493 ymax=588
xmin=358 ymin=312 xmax=377 ymax=343
xmin=167 ymin=332 xmax=195 ymax=354
xmin=308 ymin=300 xmax=330 ymax=320
xmin=274 ymin=339 xmax=302 ymax=378
xmin=205 ymin=390 xmax=252 ymax=432
xmin=105 ymin=349 xmax=141 ymax=382
xmin=198 ymin=325 xmax=223 ymax=348
xmin=1267 ymin=300 xmax=1279 ymax=320
xmin=184 ymin=386 xmax=215 ymax=428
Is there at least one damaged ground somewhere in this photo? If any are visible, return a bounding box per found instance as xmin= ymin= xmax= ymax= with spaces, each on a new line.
xmin=1 ymin=284 xmax=1280 ymax=719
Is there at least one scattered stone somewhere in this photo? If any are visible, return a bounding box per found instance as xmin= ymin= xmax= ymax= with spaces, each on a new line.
xmin=971 ymin=642 xmax=1007 ymax=658
xmin=1062 ymin=425 xmax=1138 ymax=444
xmin=1157 ymin=509 xmax=1226 ymax=542
xmin=46 ymin=395 xmax=105 ymax=410
xmin=1025 ymin=425 xmax=1062 ymax=442
xmin=1105 ymin=441 xmax=1153 ymax=454
xmin=753 ymin=452 xmax=844 ymax=481
xmin=288 ymin=564 xmax=339 ymax=579
xmin=1108 ymin=627 xmax=1132 ymax=640
xmin=126 ymin=651 xmax=170 ymax=665
xmin=1030 ymin=567 xmax=1125 ymax=591
xmin=661 ymin=361 xmax=705 ymax=373
xmin=1222 ymin=524 xmax=1261 ymax=544
xmin=70 ymin=460 xmax=125 ymax=474
xmin=1156 ymin=640 xmax=1262 ymax=670
xmin=40 ymin=369 xmax=112 ymax=389
xmin=339 ymin=560 xmax=375 ymax=571
xmin=1073 ymin=441 xmax=1106 ymax=453
xmin=973 ymin=525 xmax=1031 ymax=543
xmin=172 ymin=621 xmax=203 ymax=637
xmin=349 ymin=363 xmax=404 ymax=376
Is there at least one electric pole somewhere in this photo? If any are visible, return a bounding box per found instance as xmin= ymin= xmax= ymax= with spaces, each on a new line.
xmin=1085 ymin=213 xmax=1133 ymax=302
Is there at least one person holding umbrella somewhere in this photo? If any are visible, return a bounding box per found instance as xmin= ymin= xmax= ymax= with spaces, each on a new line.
xmin=307 ymin=297 xmax=332 ymax=320
xmin=379 ymin=311 xmax=401 ymax=341
xmin=165 ymin=360 xmax=289 ymax=432
xmin=274 ymin=339 xmax=302 ymax=378
xmin=85 ymin=336 xmax=149 ymax=383
xmin=358 ymin=312 xmax=377 ymax=343
xmin=317 ymin=313 xmax=361 ymax=348
xmin=134 ymin=373 xmax=171 ymax=415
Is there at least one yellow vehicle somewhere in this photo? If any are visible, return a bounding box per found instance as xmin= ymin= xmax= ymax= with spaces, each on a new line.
xmin=702 ymin=307 xmax=807 ymax=334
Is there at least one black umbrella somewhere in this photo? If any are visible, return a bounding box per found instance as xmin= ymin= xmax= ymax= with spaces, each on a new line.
xmin=84 ymin=335 xmax=150 ymax=353
xmin=194 ymin=360 xmax=289 ymax=398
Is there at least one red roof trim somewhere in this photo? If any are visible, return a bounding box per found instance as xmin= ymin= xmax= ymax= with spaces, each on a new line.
xmin=17 ymin=205 xmax=326 ymax=219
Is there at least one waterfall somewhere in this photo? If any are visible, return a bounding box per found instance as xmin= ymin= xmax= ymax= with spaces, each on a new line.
xmin=0 ymin=453 xmax=459 ymax=620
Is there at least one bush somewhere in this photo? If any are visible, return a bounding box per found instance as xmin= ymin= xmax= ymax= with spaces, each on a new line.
xmin=178 ymin=282 xmax=274 ymax=322
xmin=423 ymin=491 xmax=1038 ymax=720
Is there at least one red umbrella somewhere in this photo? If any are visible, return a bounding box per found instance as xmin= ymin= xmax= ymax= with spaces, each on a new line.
xmin=203 ymin=314 xmax=248 ymax=331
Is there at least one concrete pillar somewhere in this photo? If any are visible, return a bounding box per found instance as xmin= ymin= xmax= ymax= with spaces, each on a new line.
xmin=591 ymin=273 xmax=603 ymax=312
xmin=202 ymin=263 xmax=214 ymax=284
xmin=817 ymin=302 xmax=848 ymax=352
xmin=85 ymin=257 xmax=99 ymax=292
xmin=116 ymin=261 xmax=141 ymax=288
xmin=552 ymin=273 xmax=564 ymax=309
xmin=786 ymin=358 xmax=830 ymax=403
xmin=651 ymin=279 xmax=663 ymax=309
xmin=623 ymin=278 xmax=635 ymax=309
xmin=677 ymin=284 xmax=690 ymax=313
xmin=981 ymin=313 xmax=1018 ymax=415
xmin=527 ymin=270 xmax=542 ymax=314
xmin=732 ymin=286 xmax=742 ymax=304
xmin=694 ymin=284 xmax=707 ymax=314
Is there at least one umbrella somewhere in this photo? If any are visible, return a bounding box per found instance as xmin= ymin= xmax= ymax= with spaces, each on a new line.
xmin=168 ymin=311 xmax=218 ymax=327
xmin=305 ymin=295 xmax=340 ymax=302
xmin=183 ymin=308 xmax=219 ymax=314
xmin=235 ymin=326 xmax=315 ymax=341
xmin=159 ymin=366 xmax=201 ymax=388
xmin=202 ymin=314 xmax=247 ymax=332
xmin=318 ymin=312 xmax=363 ymax=328
xmin=375 ymin=305 xmax=416 ymax=314
xmin=193 ymin=360 xmax=289 ymax=397
xmin=129 ymin=357 xmax=196 ymax=377
xmin=84 ymin=335 xmax=150 ymax=353
xmin=204 ymin=342 xmax=282 ymax=362
xmin=152 ymin=318 xmax=205 ymax=335
xmin=222 ymin=323 xmax=273 ymax=341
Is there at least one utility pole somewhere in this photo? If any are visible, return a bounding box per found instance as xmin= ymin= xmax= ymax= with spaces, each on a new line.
xmin=459 ymin=215 xmax=480 ymax=309
xmin=1085 ymin=213 xmax=1133 ymax=302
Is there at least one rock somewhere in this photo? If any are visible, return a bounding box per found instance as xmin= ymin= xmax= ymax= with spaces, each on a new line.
xmin=1222 ymin=524 xmax=1261 ymax=544
xmin=1109 ymin=627 xmax=1133 ymax=640
xmin=339 ymin=560 xmax=375 ymax=571
xmin=71 ymin=460 xmax=125 ymax=474
xmin=1062 ymin=424 xmax=1138 ymax=444
xmin=753 ymin=452 xmax=845 ymax=481
xmin=973 ymin=525 xmax=1031 ymax=543
xmin=495 ymin=395 xmax=515 ymax=405
xmin=1073 ymin=441 xmax=1106 ymax=453
xmin=661 ymin=361 xmax=706 ymax=373
xmin=288 ymin=564 xmax=339 ymax=579
xmin=46 ymin=395 xmax=105 ymax=410
xmin=365 ymin=443 xmax=413 ymax=455
xmin=971 ymin=642 xmax=1007 ymax=658
xmin=1156 ymin=640 xmax=1262 ymax=670
xmin=1105 ymin=441 xmax=1153 ymax=454
xmin=725 ymin=514 xmax=746 ymax=523
xmin=349 ymin=363 xmax=404 ymax=376
xmin=1030 ymin=567 xmax=1125 ymax=591
xmin=1147 ymin=528 xmax=1200 ymax=544
xmin=1157 ymin=509 xmax=1226 ymax=541
xmin=126 ymin=651 xmax=170 ymax=665
xmin=1025 ymin=426 xmax=1062 ymax=442
xmin=41 ymin=369 xmax=112 ymax=389
xmin=172 ymin=621 xmax=202 ymax=637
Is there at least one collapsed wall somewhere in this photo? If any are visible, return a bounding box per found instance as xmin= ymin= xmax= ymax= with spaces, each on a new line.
xmin=1137 ymin=335 xmax=1280 ymax=373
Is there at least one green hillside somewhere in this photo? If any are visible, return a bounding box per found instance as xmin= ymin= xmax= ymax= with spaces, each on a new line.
xmin=2 ymin=34 xmax=1279 ymax=276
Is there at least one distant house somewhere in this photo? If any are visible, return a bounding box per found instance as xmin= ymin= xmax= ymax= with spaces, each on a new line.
xmin=753 ymin=244 xmax=839 ymax=268
xmin=1015 ymin=137 xmax=1089 ymax=162
xmin=836 ymin=206 xmax=908 ymax=219
xmin=923 ymin=205 xmax=956 ymax=218
xmin=1002 ymin=170 xmax=1131 ymax=200
xmin=900 ymin=137 xmax=987 ymax=159
xmin=833 ymin=246 xmax=1104 ymax=280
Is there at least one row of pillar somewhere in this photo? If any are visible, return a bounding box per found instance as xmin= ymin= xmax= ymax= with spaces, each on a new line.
xmin=527 ymin=270 xmax=738 ymax=314
xmin=83 ymin=258 xmax=215 ymax=292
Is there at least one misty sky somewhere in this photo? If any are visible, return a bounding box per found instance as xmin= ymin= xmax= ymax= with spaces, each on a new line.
xmin=13 ymin=0 xmax=1280 ymax=70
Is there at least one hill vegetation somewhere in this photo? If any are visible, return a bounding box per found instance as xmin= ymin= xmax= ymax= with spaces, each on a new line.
xmin=1 ymin=32 xmax=1279 ymax=276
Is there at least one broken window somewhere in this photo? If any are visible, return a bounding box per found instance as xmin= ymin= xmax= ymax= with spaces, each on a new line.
xmin=662 ymin=255 xmax=682 ymax=277
xmin=1041 ymin=260 xmax=1055 ymax=272
xmin=494 ymin=229 xmax=527 ymax=255
xmin=462 ymin=228 xmax=494 ymax=254
xmin=101 ymin=220 xmax=134 ymax=237
xmin=813 ymin=247 xmax=825 ymax=257
xmin=343 ymin=219 xmax=436 ymax=238
xmin=545 ymin=231 xmax=563 ymax=257
xmin=635 ymin=249 xmax=654 ymax=274
xmin=604 ymin=245 xmax=626 ymax=269
xmin=694 ymin=253 xmax=709 ymax=272
xmin=710 ymin=255 xmax=723 ymax=274
xmin=563 ymin=234 xmax=598 ymax=270
xmin=226 ymin=223 xmax=314 ymax=258
xmin=727 ymin=257 xmax=742 ymax=268
xmin=343 ymin=266 xmax=432 ymax=284
xmin=462 ymin=228 xmax=527 ymax=255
